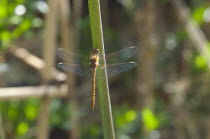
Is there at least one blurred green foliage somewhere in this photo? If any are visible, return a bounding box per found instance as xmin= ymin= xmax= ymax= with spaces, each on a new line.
xmin=194 ymin=54 xmax=207 ymax=69
xmin=113 ymin=105 xmax=139 ymax=138
xmin=0 ymin=0 xmax=44 ymax=50
xmin=190 ymin=44 xmax=210 ymax=73
xmin=50 ymin=99 xmax=70 ymax=130
xmin=1 ymin=0 xmax=210 ymax=138
xmin=141 ymin=108 xmax=159 ymax=131
xmin=192 ymin=4 xmax=207 ymax=25
xmin=17 ymin=122 xmax=29 ymax=135
xmin=0 ymin=99 xmax=72 ymax=139
xmin=0 ymin=0 xmax=45 ymax=138
xmin=0 ymin=99 xmax=39 ymax=138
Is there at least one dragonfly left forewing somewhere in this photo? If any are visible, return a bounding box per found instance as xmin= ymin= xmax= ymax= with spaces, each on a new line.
xmin=57 ymin=48 xmax=82 ymax=63
xmin=58 ymin=63 xmax=84 ymax=77
xmin=98 ymin=62 xmax=137 ymax=78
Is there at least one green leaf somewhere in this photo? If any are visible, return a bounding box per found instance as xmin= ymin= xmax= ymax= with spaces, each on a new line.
xmin=1 ymin=31 xmax=11 ymax=41
xmin=125 ymin=110 xmax=137 ymax=122
xmin=192 ymin=5 xmax=207 ymax=25
xmin=193 ymin=43 xmax=210 ymax=70
xmin=16 ymin=0 xmax=25 ymax=4
xmin=194 ymin=55 xmax=207 ymax=69
xmin=0 ymin=5 xmax=7 ymax=18
xmin=12 ymin=19 xmax=32 ymax=38
xmin=0 ymin=31 xmax=12 ymax=46
xmin=115 ymin=108 xmax=137 ymax=129
xmin=17 ymin=122 xmax=29 ymax=135
xmin=24 ymin=105 xmax=38 ymax=120
xmin=141 ymin=108 xmax=159 ymax=131
xmin=8 ymin=107 xmax=18 ymax=120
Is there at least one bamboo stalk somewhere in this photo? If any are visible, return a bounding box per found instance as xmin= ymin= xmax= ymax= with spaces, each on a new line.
xmin=38 ymin=0 xmax=58 ymax=138
xmin=134 ymin=0 xmax=158 ymax=136
xmin=134 ymin=0 xmax=158 ymax=108
xmin=88 ymin=0 xmax=115 ymax=139
xmin=42 ymin=0 xmax=58 ymax=81
xmin=0 ymin=85 xmax=68 ymax=100
xmin=37 ymin=96 xmax=51 ymax=139
xmin=59 ymin=0 xmax=81 ymax=138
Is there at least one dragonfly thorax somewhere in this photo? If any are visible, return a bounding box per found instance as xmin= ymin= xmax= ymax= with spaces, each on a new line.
xmin=89 ymin=49 xmax=100 ymax=69
xmin=91 ymin=48 xmax=100 ymax=55
xmin=89 ymin=56 xmax=99 ymax=69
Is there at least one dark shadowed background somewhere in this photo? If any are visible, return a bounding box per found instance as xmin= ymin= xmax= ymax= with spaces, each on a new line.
xmin=0 ymin=0 xmax=210 ymax=139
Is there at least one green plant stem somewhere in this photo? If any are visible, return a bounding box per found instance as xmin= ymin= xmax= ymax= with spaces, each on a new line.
xmin=88 ymin=0 xmax=115 ymax=139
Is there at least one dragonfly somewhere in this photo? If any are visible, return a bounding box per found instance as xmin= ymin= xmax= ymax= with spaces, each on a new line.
xmin=57 ymin=46 xmax=138 ymax=110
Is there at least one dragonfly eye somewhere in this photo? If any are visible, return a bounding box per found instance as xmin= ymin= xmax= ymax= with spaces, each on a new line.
xmin=91 ymin=48 xmax=100 ymax=55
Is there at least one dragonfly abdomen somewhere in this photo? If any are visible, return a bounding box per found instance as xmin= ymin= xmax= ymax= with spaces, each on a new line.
xmin=89 ymin=48 xmax=100 ymax=110
xmin=91 ymin=69 xmax=96 ymax=110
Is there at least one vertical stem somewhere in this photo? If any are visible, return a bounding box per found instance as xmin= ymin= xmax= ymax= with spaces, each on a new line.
xmin=134 ymin=0 xmax=157 ymax=108
xmin=134 ymin=0 xmax=158 ymax=136
xmin=0 ymin=110 xmax=5 ymax=139
xmin=88 ymin=0 xmax=115 ymax=139
xmin=37 ymin=96 xmax=51 ymax=139
xmin=38 ymin=0 xmax=58 ymax=138
xmin=42 ymin=0 xmax=58 ymax=80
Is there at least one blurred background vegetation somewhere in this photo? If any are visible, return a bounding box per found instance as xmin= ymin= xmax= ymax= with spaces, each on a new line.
xmin=1 ymin=0 xmax=210 ymax=139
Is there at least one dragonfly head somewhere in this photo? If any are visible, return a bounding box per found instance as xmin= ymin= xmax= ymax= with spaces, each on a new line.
xmin=91 ymin=48 xmax=100 ymax=55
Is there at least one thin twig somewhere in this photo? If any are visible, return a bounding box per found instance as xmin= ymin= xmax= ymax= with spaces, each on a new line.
xmin=0 ymin=85 xmax=68 ymax=100
xmin=10 ymin=47 xmax=67 ymax=82
xmin=172 ymin=0 xmax=210 ymax=68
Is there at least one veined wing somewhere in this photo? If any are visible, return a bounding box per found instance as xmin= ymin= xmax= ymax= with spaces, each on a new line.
xmin=104 ymin=46 xmax=138 ymax=63
xmin=57 ymin=46 xmax=138 ymax=64
xmin=58 ymin=62 xmax=137 ymax=78
xmin=58 ymin=63 xmax=92 ymax=78
xmin=99 ymin=62 xmax=138 ymax=78
xmin=57 ymin=48 xmax=81 ymax=63
xmin=58 ymin=63 xmax=83 ymax=76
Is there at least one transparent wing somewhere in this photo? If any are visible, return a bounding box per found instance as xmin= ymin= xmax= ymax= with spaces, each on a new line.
xmin=58 ymin=63 xmax=84 ymax=76
xmin=104 ymin=46 xmax=138 ymax=63
xmin=57 ymin=47 xmax=138 ymax=64
xmin=57 ymin=47 xmax=138 ymax=78
xmin=99 ymin=62 xmax=138 ymax=78
xmin=57 ymin=48 xmax=81 ymax=63
xmin=58 ymin=62 xmax=137 ymax=78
